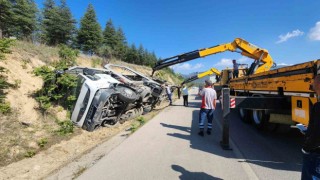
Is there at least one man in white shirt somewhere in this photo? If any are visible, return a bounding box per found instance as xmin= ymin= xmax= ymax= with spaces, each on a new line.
xmin=165 ymin=83 xmax=172 ymax=105
xmin=182 ymin=85 xmax=189 ymax=107
xmin=198 ymin=80 xmax=217 ymax=136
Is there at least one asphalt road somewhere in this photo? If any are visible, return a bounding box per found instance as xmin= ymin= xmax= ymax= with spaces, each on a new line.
xmin=78 ymin=88 xmax=303 ymax=180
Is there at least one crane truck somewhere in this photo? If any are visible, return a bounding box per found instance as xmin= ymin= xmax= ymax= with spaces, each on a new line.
xmin=152 ymin=38 xmax=320 ymax=130
xmin=181 ymin=67 xmax=222 ymax=85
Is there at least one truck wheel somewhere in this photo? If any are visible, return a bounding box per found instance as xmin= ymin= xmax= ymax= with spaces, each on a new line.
xmin=82 ymin=123 xmax=100 ymax=132
xmin=239 ymin=108 xmax=252 ymax=123
xmin=116 ymin=85 xmax=138 ymax=103
xmin=101 ymin=119 xmax=119 ymax=128
xmin=252 ymin=110 xmax=270 ymax=129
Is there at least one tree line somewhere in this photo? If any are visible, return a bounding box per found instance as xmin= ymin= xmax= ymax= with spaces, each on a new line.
xmin=0 ymin=0 xmax=159 ymax=67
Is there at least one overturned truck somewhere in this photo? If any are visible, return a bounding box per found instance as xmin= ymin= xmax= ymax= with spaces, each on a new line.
xmin=66 ymin=66 xmax=166 ymax=131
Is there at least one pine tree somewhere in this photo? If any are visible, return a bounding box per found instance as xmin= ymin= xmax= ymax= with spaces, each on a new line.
xmin=143 ymin=48 xmax=151 ymax=66
xmin=0 ymin=0 xmax=14 ymax=38
xmin=42 ymin=0 xmax=59 ymax=45
xmin=77 ymin=4 xmax=102 ymax=54
xmin=115 ymin=27 xmax=127 ymax=60
xmin=137 ymin=44 xmax=144 ymax=65
xmin=103 ymin=19 xmax=117 ymax=49
xmin=11 ymin=0 xmax=38 ymax=40
xmin=56 ymin=0 xmax=76 ymax=45
xmin=41 ymin=0 xmax=76 ymax=45
xmin=125 ymin=44 xmax=139 ymax=64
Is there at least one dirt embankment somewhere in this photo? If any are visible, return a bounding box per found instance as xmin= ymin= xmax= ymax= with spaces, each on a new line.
xmin=0 ymin=41 xmax=179 ymax=179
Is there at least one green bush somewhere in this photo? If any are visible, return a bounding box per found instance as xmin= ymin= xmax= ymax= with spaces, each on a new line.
xmin=56 ymin=44 xmax=79 ymax=69
xmin=0 ymin=102 xmax=11 ymax=114
xmin=0 ymin=66 xmax=13 ymax=114
xmin=137 ymin=116 xmax=145 ymax=125
xmin=55 ymin=120 xmax=74 ymax=136
xmin=24 ymin=150 xmax=36 ymax=158
xmin=37 ymin=138 xmax=48 ymax=148
xmin=0 ymin=38 xmax=15 ymax=60
xmin=34 ymin=45 xmax=79 ymax=112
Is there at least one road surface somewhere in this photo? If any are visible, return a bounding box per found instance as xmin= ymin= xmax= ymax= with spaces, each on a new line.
xmin=77 ymin=88 xmax=303 ymax=180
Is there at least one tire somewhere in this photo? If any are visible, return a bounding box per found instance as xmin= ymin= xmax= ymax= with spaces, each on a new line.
xmin=252 ymin=109 xmax=270 ymax=130
xmin=116 ymin=84 xmax=138 ymax=103
xmin=239 ymin=108 xmax=252 ymax=123
xmin=251 ymin=94 xmax=270 ymax=130
xmin=82 ymin=122 xmax=100 ymax=132
xmin=101 ymin=119 xmax=119 ymax=128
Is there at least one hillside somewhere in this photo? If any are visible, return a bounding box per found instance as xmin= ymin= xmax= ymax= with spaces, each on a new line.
xmin=0 ymin=41 xmax=182 ymax=179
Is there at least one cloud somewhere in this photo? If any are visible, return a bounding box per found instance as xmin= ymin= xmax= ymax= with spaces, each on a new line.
xmin=277 ymin=63 xmax=292 ymax=66
xmin=193 ymin=63 xmax=204 ymax=69
xmin=214 ymin=58 xmax=233 ymax=67
xmin=214 ymin=57 xmax=250 ymax=69
xmin=171 ymin=63 xmax=204 ymax=71
xmin=308 ymin=21 xmax=320 ymax=41
xmin=237 ymin=57 xmax=250 ymax=64
xmin=276 ymin=29 xmax=304 ymax=43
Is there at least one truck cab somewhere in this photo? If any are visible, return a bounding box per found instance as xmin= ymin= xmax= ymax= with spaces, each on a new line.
xmin=68 ymin=67 xmax=141 ymax=131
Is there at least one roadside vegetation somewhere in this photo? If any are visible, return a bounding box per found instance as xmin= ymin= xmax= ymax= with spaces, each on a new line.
xmin=0 ymin=38 xmax=14 ymax=114
xmin=33 ymin=45 xmax=78 ymax=112
xmin=0 ymin=0 xmax=183 ymax=169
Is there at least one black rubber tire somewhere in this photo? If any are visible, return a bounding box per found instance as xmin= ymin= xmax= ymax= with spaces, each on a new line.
xmin=82 ymin=122 xmax=100 ymax=132
xmin=101 ymin=119 xmax=119 ymax=128
xmin=116 ymin=85 xmax=138 ymax=103
xmin=239 ymin=108 xmax=252 ymax=123
xmin=252 ymin=109 xmax=270 ymax=130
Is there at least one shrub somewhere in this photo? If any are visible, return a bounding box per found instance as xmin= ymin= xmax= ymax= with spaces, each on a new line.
xmin=137 ymin=116 xmax=145 ymax=125
xmin=24 ymin=150 xmax=36 ymax=158
xmin=37 ymin=138 xmax=48 ymax=148
xmin=0 ymin=38 xmax=15 ymax=60
xmin=34 ymin=45 xmax=79 ymax=112
xmin=56 ymin=44 xmax=79 ymax=69
xmin=55 ymin=120 xmax=74 ymax=136
xmin=0 ymin=102 xmax=11 ymax=114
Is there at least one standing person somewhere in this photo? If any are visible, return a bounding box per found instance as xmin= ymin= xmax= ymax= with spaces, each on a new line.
xmin=182 ymin=85 xmax=189 ymax=107
xmin=165 ymin=83 xmax=172 ymax=105
xmin=301 ymin=74 xmax=320 ymax=180
xmin=177 ymin=86 xmax=181 ymax=99
xmin=232 ymin=59 xmax=239 ymax=78
xmin=198 ymin=80 xmax=217 ymax=136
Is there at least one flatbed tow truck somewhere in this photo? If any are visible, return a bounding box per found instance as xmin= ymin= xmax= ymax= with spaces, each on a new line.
xmin=152 ymin=38 xmax=320 ymax=129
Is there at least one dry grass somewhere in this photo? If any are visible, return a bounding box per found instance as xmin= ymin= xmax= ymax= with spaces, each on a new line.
xmin=12 ymin=41 xmax=59 ymax=64
xmin=0 ymin=40 xmax=181 ymax=169
xmin=0 ymin=109 xmax=84 ymax=167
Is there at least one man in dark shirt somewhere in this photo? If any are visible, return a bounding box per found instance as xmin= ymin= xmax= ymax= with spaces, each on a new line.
xmin=301 ymin=74 xmax=320 ymax=180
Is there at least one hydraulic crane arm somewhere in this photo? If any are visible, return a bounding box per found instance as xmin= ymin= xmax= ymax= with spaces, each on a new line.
xmin=152 ymin=38 xmax=274 ymax=76
xmin=181 ymin=68 xmax=221 ymax=85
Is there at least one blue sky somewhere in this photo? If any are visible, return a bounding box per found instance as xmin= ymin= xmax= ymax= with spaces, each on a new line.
xmin=35 ymin=0 xmax=320 ymax=74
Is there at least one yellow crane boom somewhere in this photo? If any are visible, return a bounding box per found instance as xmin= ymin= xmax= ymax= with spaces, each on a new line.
xmin=152 ymin=38 xmax=274 ymax=76
xmin=181 ymin=67 xmax=221 ymax=85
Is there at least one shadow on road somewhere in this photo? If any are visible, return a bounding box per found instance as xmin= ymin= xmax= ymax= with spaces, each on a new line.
xmin=160 ymin=123 xmax=191 ymax=133
xmin=171 ymin=164 xmax=223 ymax=180
xmin=162 ymin=101 xmax=304 ymax=173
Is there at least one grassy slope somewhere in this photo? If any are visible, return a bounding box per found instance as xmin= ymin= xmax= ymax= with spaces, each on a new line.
xmin=0 ymin=41 xmax=182 ymax=167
